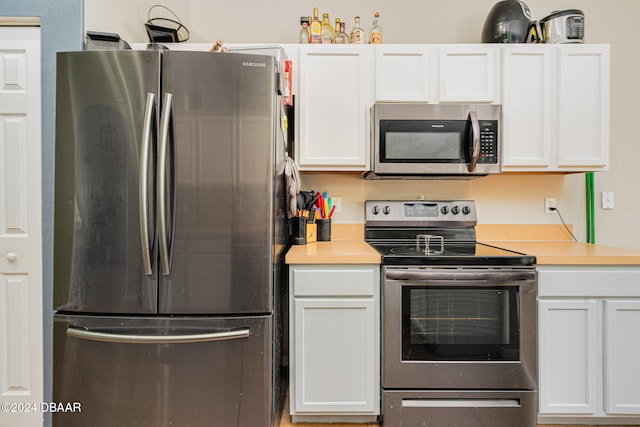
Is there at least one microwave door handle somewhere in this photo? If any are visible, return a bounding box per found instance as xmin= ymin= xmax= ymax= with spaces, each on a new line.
xmin=468 ymin=111 xmax=480 ymax=173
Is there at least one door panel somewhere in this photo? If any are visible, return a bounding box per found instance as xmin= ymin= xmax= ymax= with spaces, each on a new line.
xmin=0 ymin=26 xmax=43 ymax=427
xmin=159 ymin=52 xmax=276 ymax=314
xmin=54 ymin=51 xmax=160 ymax=314
xmin=53 ymin=314 xmax=272 ymax=427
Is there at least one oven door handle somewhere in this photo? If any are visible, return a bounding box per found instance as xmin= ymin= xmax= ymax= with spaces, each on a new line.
xmin=385 ymin=269 xmax=535 ymax=282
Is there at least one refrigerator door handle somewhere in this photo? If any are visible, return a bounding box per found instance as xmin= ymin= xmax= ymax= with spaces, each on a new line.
xmin=140 ymin=93 xmax=155 ymax=275
xmin=66 ymin=326 xmax=251 ymax=344
xmin=158 ymin=92 xmax=173 ymax=276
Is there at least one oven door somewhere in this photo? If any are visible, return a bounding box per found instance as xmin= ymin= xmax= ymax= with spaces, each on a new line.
xmin=383 ymin=266 xmax=537 ymax=390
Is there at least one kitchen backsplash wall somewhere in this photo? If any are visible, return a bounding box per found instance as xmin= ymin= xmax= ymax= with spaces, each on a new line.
xmin=300 ymin=173 xmax=585 ymax=232
xmin=85 ymin=0 xmax=640 ymax=250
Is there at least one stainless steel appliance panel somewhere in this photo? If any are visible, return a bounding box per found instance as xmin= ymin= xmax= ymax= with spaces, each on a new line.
xmin=158 ymin=52 xmax=277 ymax=314
xmin=383 ymin=390 xmax=537 ymax=427
xmin=383 ymin=266 xmax=537 ymax=390
xmin=53 ymin=314 xmax=272 ymax=427
xmin=370 ymin=103 xmax=501 ymax=177
xmin=54 ymin=51 xmax=161 ymax=314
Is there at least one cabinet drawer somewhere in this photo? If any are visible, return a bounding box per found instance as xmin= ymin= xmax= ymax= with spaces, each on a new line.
xmin=538 ymin=266 xmax=640 ymax=297
xmin=291 ymin=266 xmax=379 ymax=297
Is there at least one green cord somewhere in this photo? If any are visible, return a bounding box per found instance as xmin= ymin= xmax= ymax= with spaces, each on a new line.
xmin=586 ymin=172 xmax=595 ymax=243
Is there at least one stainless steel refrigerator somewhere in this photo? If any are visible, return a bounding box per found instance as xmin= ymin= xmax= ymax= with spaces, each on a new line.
xmin=53 ymin=49 xmax=289 ymax=426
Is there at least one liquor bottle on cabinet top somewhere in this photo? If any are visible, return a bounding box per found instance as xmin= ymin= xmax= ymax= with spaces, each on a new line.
xmin=310 ymin=8 xmax=322 ymax=44
xmin=350 ymin=16 xmax=366 ymax=44
xmin=369 ymin=11 xmax=382 ymax=44
xmin=334 ymin=22 xmax=349 ymax=44
xmin=299 ymin=20 xmax=309 ymax=44
xmin=321 ymin=12 xmax=334 ymax=43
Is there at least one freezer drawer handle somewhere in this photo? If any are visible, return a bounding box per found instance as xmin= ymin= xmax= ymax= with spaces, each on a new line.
xmin=66 ymin=327 xmax=250 ymax=344
xmin=140 ymin=93 xmax=156 ymax=275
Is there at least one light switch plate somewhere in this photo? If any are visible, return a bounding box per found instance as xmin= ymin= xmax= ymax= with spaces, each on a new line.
xmin=602 ymin=191 xmax=615 ymax=210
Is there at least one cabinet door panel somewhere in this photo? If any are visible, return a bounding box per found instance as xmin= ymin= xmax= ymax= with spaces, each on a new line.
xmin=605 ymin=300 xmax=640 ymax=415
xmin=556 ymin=46 xmax=610 ymax=168
xmin=438 ymin=46 xmax=498 ymax=103
xmin=501 ymin=47 xmax=553 ymax=168
xmin=293 ymin=298 xmax=377 ymax=413
xmin=297 ymin=46 xmax=369 ymax=170
xmin=375 ymin=45 xmax=432 ymax=102
xmin=538 ymin=299 xmax=599 ymax=414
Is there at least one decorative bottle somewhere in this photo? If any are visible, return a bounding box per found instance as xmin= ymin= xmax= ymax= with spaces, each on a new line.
xmin=321 ymin=12 xmax=334 ymax=43
xmin=299 ymin=17 xmax=310 ymax=44
xmin=349 ymin=16 xmax=366 ymax=44
xmin=334 ymin=22 xmax=349 ymax=44
xmin=310 ymin=8 xmax=322 ymax=44
xmin=369 ymin=11 xmax=382 ymax=44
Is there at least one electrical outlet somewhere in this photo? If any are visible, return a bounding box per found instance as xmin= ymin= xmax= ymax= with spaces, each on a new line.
xmin=331 ymin=197 xmax=342 ymax=213
xmin=545 ymin=197 xmax=557 ymax=214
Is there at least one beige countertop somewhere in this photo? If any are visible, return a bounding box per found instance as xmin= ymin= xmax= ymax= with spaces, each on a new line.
xmin=285 ymin=223 xmax=640 ymax=266
xmin=285 ymin=239 xmax=381 ymax=265
xmin=483 ymin=241 xmax=640 ymax=265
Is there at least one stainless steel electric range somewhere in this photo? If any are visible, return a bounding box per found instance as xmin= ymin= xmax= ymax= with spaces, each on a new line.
xmin=365 ymin=200 xmax=538 ymax=427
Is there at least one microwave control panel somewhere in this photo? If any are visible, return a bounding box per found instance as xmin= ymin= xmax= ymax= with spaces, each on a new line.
xmin=478 ymin=120 xmax=498 ymax=164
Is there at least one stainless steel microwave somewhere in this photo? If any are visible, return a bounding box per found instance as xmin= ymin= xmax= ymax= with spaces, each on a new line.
xmin=367 ymin=103 xmax=502 ymax=178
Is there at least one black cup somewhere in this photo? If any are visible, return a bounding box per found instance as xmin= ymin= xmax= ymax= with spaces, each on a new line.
xmin=290 ymin=216 xmax=307 ymax=245
xmin=316 ymin=219 xmax=331 ymax=241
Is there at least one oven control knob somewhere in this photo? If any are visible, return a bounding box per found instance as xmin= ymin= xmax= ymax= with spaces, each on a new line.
xmin=451 ymin=205 xmax=460 ymax=215
xmin=440 ymin=206 xmax=449 ymax=215
xmin=372 ymin=205 xmax=380 ymax=215
xmin=462 ymin=206 xmax=472 ymax=215
xmin=383 ymin=205 xmax=391 ymax=215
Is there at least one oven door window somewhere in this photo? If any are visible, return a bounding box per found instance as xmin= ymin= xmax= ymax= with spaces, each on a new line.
xmin=402 ymin=286 xmax=520 ymax=361
xmin=379 ymin=119 xmax=471 ymax=163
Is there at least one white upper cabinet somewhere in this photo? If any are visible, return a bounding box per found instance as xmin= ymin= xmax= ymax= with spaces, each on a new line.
xmin=295 ymin=45 xmax=371 ymax=171
xmin=556 ymin=45 xmax=610 ymax=169
xmin=438 ymin=45 xmax=499 ymax=103
xmin=374 ymin=45 xmax=433 ymax=102
xmin=373 ymin=45 xmax=498 ymax=104
xmin=292 ymin=44 xmax=609 ymax=173
xmin=501 ymin=45 xmax=554 ymax=168
xmin=502 ymin=44 xmax=610 ymax=172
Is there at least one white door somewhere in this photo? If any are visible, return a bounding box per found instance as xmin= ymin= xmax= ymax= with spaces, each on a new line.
xmin=538 ymin=299 xmax=599 ymax=415
xmin=438 ymin=45 xmax=499 ymax=103
xmin=297 ymin=46 xmax=371 ymax=171
xmin=556 ymin=45 xmax=610 ymax=169
xmin=0 ymin=25 xmax=43 ymax=427
xmin=501 ymin=46 xmax=553 ymax=169
xmin=293 ymin=297 xmax=377 ymax=413
xmin=605 ymin=299 xmax=640 ymax=415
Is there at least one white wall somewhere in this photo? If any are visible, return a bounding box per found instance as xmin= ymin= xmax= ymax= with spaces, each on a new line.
xmin=85 ymin=0 xmax=640 ymax=250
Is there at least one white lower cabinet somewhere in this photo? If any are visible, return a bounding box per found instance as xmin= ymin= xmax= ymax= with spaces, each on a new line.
xmin=604 ymin=300 xmax=640 ymax=415
xmin=538 ymin=299 xmax=600 ymax=414
xmin=289 ymin=265 xmax=380 ymax=423
xmin=538 ymin=266 xmax=640 ymax=423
